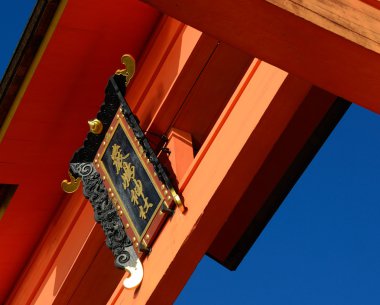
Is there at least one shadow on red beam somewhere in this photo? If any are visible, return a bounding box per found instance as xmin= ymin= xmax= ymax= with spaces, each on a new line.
xmin=207 ymin=87 xmax=351 ymax=269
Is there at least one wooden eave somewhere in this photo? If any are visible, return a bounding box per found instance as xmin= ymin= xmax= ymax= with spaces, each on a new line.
xmin=0 ymin=0 xmax=60 ymax=132
xmin=142 ymin=0 xmax=380 ymax=114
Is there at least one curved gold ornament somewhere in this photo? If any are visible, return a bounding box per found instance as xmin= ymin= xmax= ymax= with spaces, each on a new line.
xmin=170 ymin=187 xmax=186 ymax=213
xmin=88 ymin=118 xmax=103 ymax=134
xmin=61 ymin=171 xmax=81 ymax=193
xmin=123 ymin=259 xmax=144 ymax=289
xmin=115 ymin=54 xmax=135 ymax=86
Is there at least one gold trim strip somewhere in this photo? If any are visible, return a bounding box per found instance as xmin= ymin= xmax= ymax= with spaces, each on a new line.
xmin=98 ymin=117 xmax=165 ymax=242
xmin=0 ymin=0 xmax=68 ymax=143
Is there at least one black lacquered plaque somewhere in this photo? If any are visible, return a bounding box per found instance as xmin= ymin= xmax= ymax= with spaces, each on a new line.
xmin=101 ymin=123 xmax=163 ymax=237
xmin=64 ymin=59 xmax=183 ymax=272
xmin=94 ymin=107 xmax=178 ymax=255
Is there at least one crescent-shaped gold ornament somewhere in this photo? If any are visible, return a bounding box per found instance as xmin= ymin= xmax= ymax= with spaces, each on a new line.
xmin=61 ymin=171 xmax=81 ymax=193
xmin=115 ymin=54 xmax=135 ymax=86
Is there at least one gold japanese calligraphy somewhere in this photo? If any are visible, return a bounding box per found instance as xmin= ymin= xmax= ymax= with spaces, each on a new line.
xmin=111 ymin=144 xmax=129 ymax=174
xmin=111 ymin=144 xmax=153 ymax=220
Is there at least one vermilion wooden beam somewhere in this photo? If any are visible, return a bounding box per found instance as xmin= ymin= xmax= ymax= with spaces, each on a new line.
xmin=55 ymin=243 xmax=124 ymax=305
xmin=361 ymin=0 xmax=380 ymax=9
xmin=126 ymin=20 xmax=203 ymax=127
xmin=5 ymin=17 xmax=205 ymax=305
xmin=0 ymin=1 xmax=160 ymax=302
xmin=159 ymin=128 xmax=194 ymax=184
xmin=207 ymin=88 xmax=350 ymax=269
xmin=5 ymin=191 xmax=88 ymax=305
xmin=107 ymin=61 xmax=314 ymax=305
xmin=141 ymin=0 xmax=380 ymax=114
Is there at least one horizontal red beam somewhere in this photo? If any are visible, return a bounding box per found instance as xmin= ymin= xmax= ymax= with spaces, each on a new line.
xmin=142 ymin=0 xmax=380 ymax=114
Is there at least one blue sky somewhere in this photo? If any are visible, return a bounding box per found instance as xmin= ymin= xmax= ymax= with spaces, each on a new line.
xmin=176 ymin=105 xmax=380 ymax=304
xmin=1 ymin=2 xmax=379 ymax=305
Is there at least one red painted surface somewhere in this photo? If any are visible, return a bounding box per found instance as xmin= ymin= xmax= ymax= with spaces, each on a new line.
xmin=0 ymin=1 xmax=160 ymax=303
xmin=361 ymin=0 xmax=380 ymax=9
xmin=6 ymin=16 xmax=259 ymax=304
xmin=163 ymin=128 xmax=194 ymax=183
xmin=1 ymin=3 xmax=355 ymax=304
xmin=108 ymin=61 xmax=313 ymax=305
xmin=208 ymin=86 xmax=338 ymax=263
xmin=143 ymin=0 xmax=380 ymax=114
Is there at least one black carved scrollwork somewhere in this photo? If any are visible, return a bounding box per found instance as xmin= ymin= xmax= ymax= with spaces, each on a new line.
xmin=70 ymin=162 xmax=133 ymax=269
xmin=67 ymin=73 xmax=180 ymax=269
xmin=70 ymin=73 xmax=178 ymax=197
xmin=70 ymin=75 xmax=126 ymax=165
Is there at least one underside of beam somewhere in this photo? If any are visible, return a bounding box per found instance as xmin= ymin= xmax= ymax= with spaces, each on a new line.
xmin=142 ymin=0 xmax=380 ymax=113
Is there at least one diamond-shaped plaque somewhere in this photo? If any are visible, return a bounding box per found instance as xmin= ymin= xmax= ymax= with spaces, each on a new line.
xmin=94 ymin=107 xmax=180 ymax=255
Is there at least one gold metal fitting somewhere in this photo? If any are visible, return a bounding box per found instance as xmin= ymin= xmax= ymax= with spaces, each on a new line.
xmin=170 ymin=188 xmax=186 ymax=213
xmin=61 ymin=171 xmax=81 ymax=193
xmin=88 ymin=119 xmax=103 ymax=134
xmin=115 ymin=54 xmax=135 ymax=86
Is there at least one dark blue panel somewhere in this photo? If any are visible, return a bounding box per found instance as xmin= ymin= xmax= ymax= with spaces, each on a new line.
xmin=102 ymin=124 xmax=161 ymax=237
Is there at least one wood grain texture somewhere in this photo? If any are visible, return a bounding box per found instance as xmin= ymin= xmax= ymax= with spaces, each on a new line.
xmin=142 ymin=0 xmax=380 ymax=113
xmin=267 ymin=0 xmax=380 ymax=53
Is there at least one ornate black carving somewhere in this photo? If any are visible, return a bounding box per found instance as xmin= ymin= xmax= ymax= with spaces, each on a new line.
xmin=70 ymin=162 xmax=135 ymax=269
xmin=70 ymin=74 xmax=177 ymax=195
xmin=66 ymin=72 xmax=182 ymax=268
xmin=70 ymin=75 xmax=126 ymax=165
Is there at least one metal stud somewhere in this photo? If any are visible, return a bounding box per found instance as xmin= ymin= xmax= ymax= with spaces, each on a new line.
xmin=139 ymin=243 xmax=152 ymax=254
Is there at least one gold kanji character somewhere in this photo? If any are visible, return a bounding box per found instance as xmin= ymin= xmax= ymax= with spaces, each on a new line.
xmin=121 ymin=162 xmax=135 ymax=189
xmin=139 ymin=205 xmax=147 ymax=220
xmin=130 ymin=180 xmax=143 ymax=205
xmin=130 ymin=189 xmax=139 ymax=206
xmin=143 ymin=196 xmax=153 ymax=215
xmin=111 ymin=144 xmax=129 ymax=174
xmin=133 ymin=180 xmax=143 ymax=197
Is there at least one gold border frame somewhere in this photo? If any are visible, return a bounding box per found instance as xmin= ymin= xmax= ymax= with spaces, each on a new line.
xmin=93 ymin=108 xmax=174 ymax=248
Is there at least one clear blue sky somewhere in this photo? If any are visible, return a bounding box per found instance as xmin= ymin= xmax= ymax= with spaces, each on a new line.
xmin=1 ymin=2 xmax=379 ymax=305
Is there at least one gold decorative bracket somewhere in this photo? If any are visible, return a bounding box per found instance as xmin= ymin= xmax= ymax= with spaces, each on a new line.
xmin=88 ymin=118 xmax=103 ymax=134
xmin=61 ymin=171 xmax=81 ymax=193
xmin=170 ymin=188 xmax=186 ymax=213
xmin=115 ymin=54 xmax=135 ymax=86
